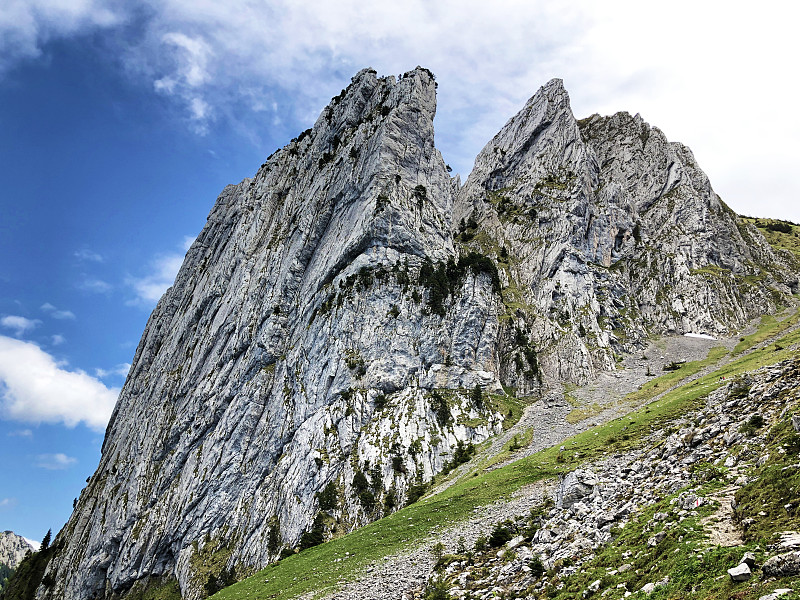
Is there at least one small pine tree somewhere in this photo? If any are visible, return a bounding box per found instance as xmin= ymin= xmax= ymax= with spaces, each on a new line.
xmin=317 ymin=481 xmax=338 ymax=511
xmin=431 ymin=541 xmax=445 ymax=562
xmin=41 ymin=529 xmax=52 ymax=551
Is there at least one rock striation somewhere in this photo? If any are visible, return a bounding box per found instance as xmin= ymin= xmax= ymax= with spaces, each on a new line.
xmin=455 ymin=79 xmax=797 ymax=386
xmin=35 ymin=68 xmax=797 ymax=600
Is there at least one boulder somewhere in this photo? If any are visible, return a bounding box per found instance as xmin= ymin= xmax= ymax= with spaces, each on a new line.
xmin=727 ymin=562 xmax=751 ymax=581
xmin=557 ymin=470 xmax=598 ymax=509
xmin=762 ymin=551 xmax=800 ymax=577
xmin=758 ymin=589 xmax=793 ymax=600
xmin=740 ymin=551 xmax=756 ymax=568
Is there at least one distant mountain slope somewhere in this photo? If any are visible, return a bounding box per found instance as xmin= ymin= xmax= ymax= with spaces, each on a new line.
xmin=0 ymin=531 xmax=33 ymax=572
xmin=32 ymin=68 xmax=798 ymax=600
xmin=0 ymin=531 xmax=34 ymax=593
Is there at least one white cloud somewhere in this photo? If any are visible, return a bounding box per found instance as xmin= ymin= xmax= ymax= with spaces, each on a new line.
xmin=7 ymin=428 xmax=33 ymax=438
xmin=126 ymin=253 xmax=183 ymax=306
xmin=35 ymin=452 xmax=77 ymax=470
xmin=95 ymin=363 xmax=131 ymax=379
xmin=74 ymin=249 xmax=104 ymax=263
xmin=78 ymin=277 xmax=112 ymax=294
xmin=1 ymin=315 xmax=41 ymax=337
xmin=41 ymin=303 xmax=76 ymax=320
xmin=0 ymin=335 xmax=119 ymax=430
xmin=51 ymin=334 xmax=66 ymax=346
xmin=126 ymin=238 xmax=191 ymax=306
xmin=0 ymin=497 xmax=16 ymax=509
xmin=23 ymin=537 xmax=40 ymax=551
xmin=0 ymin=0 xmax=126 ymax=73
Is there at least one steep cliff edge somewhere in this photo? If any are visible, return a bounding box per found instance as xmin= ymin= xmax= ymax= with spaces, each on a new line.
xmin=34 ymin=69 xmax=797 ymax=600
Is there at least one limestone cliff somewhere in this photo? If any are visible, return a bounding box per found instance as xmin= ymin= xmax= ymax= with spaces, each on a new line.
xmin=35 ymin=68 xmax=796 ymax=600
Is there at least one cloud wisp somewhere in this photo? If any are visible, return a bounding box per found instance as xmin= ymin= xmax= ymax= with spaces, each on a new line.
xmin=126 ymin=253 xmax=184 ymax=307
xmin=40 ymin=303 xmax=76 ymax=320
xmin=0 ymin=335 xmax=119 ymax=431
xmin=35 ymin=453 xmax=77 ymax=470
xmin=95 ymin=363 xmax=131 ymax=379
xmin=7 ymin=428 xmax=33 ymax=438
xmin=78 ymin=277 xmax=112 ymax=294
xmin=74 ymin=249 xmax=104 ymax=263
xmin=1 ymin=315 xmax=41 ymax=337
xmin=125 ymin=236 xmax=194 ymax=307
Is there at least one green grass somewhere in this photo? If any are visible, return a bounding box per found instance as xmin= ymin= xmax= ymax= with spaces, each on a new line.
xmin=624 ymin=346 xmax=728 ymax=405
xmin=214 ymin=319 xmax=800 ymax=600
xmin=735 ymin=414 xmax=800 ymax=542
xmin=566 ymin=402 xmax=603 ymax=424
xmin=483 ymin=392 xmax=530 ymax=430
xmin=732 ymin=309 xmax=800 ymax=354
xmin=742 ymin=216 xmax=800 ymax=264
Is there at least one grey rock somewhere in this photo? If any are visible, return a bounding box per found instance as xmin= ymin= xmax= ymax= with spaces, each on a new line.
xmin=740 ymin=551 xmax=756 ymax=568
xmin=0 ymin=531 xmax=35 ymax=570
xmin=557 ymin=470 xmax=597 ymax=508
xmin=778 ymin=531 xmax=800 ymax=549
xmin=758 ymin=590 xmax=793 ymax=600
xmin=585 ymin=578 xmax=601 ymax=595
xmin=763 ymin=551 xmax=800 ymax=577
xmin=678 ymin=492 xmax=705 ymax=510
xmin=727 ymin=563 xmax=752 ymax=581
xmin=792 ymin=414 xmax=800 ymax=433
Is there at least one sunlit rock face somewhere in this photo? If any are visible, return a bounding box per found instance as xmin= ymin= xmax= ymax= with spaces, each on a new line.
xmin=38 ymin=68 xmax=795 ymax=600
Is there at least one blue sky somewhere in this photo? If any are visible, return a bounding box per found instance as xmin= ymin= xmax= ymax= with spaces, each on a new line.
xmin=1 ymin=0 xmax=799 ymax=546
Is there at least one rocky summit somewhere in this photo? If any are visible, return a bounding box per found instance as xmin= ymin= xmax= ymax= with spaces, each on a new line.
xmin=0 ymin=531 xmax=34 ymax=594
xmin=0 ymin=532 xmax=33 ymax=574
xmin=27 ymin=67 xmax=798 ymax=600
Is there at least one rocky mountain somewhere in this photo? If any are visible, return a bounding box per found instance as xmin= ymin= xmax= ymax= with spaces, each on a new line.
xmin=31 ymin=67 xmax=797 ymax=600
xmin=0 ymin=531 xmax=34 ymax=592
xmin=0 ymin=532 xmax=33 ymax=572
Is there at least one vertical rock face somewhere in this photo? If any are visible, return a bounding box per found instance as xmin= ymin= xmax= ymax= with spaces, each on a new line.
xmin=37 ymin=69 xmax=796 ymax=600
xmin=40 ymin=67 xmax=504 ymax=600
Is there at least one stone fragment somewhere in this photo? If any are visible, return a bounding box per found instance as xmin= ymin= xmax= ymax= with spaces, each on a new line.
xmin=740 ymin=551 xmax=756 ymax=568
xmin=779 ymin=531 xmax=800 ymax=549
xmin=584 ymin=579 xmax=601 ymax=596
xmin=507 ymin=536 xmax=525 ymax=549
xmin=757 ymin=589 xmax=793 ymax=600
xmin=727 ymin=563 xmax=751 ymax=581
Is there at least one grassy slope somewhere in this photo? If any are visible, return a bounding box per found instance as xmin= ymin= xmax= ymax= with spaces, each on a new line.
xmin=741 ymin=217 xmax=800 ymax=263
xmin=215 ymin=310 xmax=800 ymax=600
